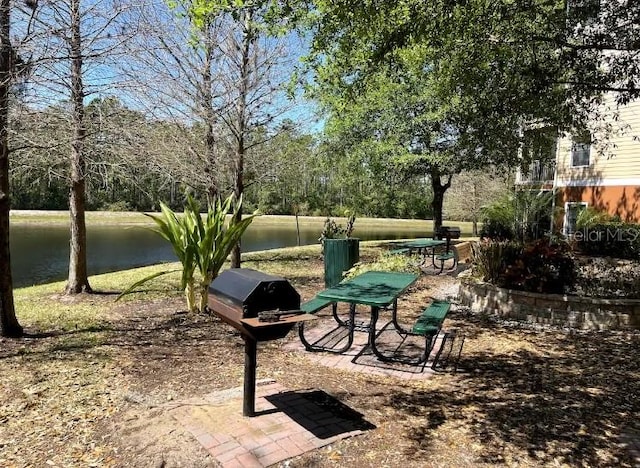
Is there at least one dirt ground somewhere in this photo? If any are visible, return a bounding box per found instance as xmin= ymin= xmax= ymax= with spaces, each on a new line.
xmin=1 ymin=251 xmax=639 ymax=467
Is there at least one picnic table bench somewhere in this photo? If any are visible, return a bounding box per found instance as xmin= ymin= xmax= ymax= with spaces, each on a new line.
xmin=375 ymin=299 xmax=452 ymax=364
xmin=434 ymin=241 xmax=474 ymax=273
xmin=300 ymin=296 xmax=334 ymax=314
xmin=411 ymin=300 xmax=451 ymax=335
xmin=298 ymin=294 xmax=357 ymax=353
xmin=387 ymin=239 xmax=447 ymax=268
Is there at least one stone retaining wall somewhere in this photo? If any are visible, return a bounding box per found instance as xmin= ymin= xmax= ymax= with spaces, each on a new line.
xmin=458 ymin=280 xmax=640 ymax=330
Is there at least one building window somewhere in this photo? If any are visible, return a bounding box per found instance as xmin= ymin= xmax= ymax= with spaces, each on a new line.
xmin=571 ymin=133 xmax=591 ymax=167
xmin=564 ymin=202 xmax=588 ymax=235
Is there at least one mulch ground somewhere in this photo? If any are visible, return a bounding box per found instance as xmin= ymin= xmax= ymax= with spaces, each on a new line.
xmin=1 ymin=251 xmax=640 ymax=467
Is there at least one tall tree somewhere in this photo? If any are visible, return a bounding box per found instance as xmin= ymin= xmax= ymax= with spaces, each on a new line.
xmin=187 ymin=0 xmax=304 ymax=268
xmin=21 ymin=0 xmax=137 ymax=293
xmin=123 ymin=0 xmax=305 ymax=218
xmin=226 ymin=6 xmax=253 ymax=267
xmin=318 ymin=49 xmax=522 ymax=231
xmin=66 ymin=0 xmax=90 ymax=292
xmin=307 ymin=0 xmax=640 ymax=229
xmin=0 ymin=0 xmax=26 ymax=336
xmin=444 ymin=169 xmax=512 ymax=235
xmin=120 ymin=0 xmax=225 ymax=198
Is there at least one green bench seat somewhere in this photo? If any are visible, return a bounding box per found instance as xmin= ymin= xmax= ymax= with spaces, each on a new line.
xmin=301 ymin=296 xmax=334 ymax=314
xmin=434 ymin=252 xmax=455 ymax=261
xmin=411 ymin=300 xmax=451 ymax=335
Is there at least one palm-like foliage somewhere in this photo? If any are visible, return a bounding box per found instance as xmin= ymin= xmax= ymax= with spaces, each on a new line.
xmin=575 ymin=206 xmax=615 ymax=229
xmin=481 ymin=191 xmax=553 ymax=241
xmin=120 ymin=194 xmax=257 ymax=312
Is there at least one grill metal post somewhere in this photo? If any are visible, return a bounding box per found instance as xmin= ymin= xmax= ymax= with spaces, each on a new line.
xmin=207 ymin=268 xmax=313 ymax=417
xmin=243 ymin=336 xmax=257 ymax=417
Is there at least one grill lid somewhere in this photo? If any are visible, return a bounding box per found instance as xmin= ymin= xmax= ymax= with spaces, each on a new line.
xmin=436 ymin=226 xmax=461 ymax=239
xmin=208 ymin=268 xmax=301 ymax=316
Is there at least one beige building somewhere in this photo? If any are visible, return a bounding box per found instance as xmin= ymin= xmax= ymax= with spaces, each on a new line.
xmin=516 ymin=96 xmax=640 ymax=233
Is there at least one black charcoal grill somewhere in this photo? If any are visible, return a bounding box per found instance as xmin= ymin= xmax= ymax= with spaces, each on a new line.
xmin=208 ymin=268 xmax=313 ymax=416
xmin=435 ymin=226 xmax=461 ymax=251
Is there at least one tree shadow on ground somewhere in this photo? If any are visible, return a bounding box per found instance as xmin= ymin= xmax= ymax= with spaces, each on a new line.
xmin=0 ymin=306 xmax=237 ymax=361
xmin=384 ymin=321 xmax=640 ymax=466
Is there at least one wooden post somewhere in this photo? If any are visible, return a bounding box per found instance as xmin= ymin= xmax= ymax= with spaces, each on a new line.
xmin=243 ymin=335 xmax=257 ymax=417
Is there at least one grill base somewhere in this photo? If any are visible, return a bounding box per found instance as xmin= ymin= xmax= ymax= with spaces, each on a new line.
xmin=206 ymin=268 xmax=314 ymax=417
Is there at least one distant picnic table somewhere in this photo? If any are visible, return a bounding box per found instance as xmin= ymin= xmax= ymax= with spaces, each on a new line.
xmin=389 ymin=238 xmax=447 ymax=267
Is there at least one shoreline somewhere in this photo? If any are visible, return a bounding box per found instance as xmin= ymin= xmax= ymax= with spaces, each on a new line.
xmin=9 ymin=210 xmax=474 ymax=231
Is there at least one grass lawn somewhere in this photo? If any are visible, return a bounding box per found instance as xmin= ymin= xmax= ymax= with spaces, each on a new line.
xmin=9 ymin=210 xmax=479 ymax=237
xmin=0 ymin=243 xmax=637 ymax=467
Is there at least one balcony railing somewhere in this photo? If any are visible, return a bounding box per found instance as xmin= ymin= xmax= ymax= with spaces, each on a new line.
xmin=517 ymin=160 xmax=556 ymax=184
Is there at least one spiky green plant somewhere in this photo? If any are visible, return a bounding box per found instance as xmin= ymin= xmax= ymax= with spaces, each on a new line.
xmin=119 ymin=194 xmax=257 ymax=312
xmin=575 ymin=206 xmax=615 ymax=229
xmin=481 ymin=190 xmax=553 ymax=241
xmin=472 ymin=240 xmax=522 ymax=283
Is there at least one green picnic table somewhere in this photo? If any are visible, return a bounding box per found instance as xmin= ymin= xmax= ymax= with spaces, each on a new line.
xmin=391 ymin=238 xmax=447 ymax=267
xmin=313 ymin=271 xmax=419 ymax=360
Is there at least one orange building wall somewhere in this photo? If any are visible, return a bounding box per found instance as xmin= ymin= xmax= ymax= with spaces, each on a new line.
xmin=557 ymin=185 xmax=640 ymax=223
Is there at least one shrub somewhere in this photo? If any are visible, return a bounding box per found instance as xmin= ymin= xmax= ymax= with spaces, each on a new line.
xmin=479 ymin=219 xmax=514 ymax=241
xmin=479 ymin=196 xmax=515 ymax=240
xmin=480 ymin=191 xmax=553 ymax=241
xmin=575 ymin=206 xmax=616 ymax=229
xmin=345 ymin=252 xmax=420 ymax=279
xmin=473 ymin=238 xmax=575 ymax=294
xmin=101 ymin=201 xmax=132 ymax=212
xmin=472 ymin=240 xmax=522 ymax=283
xmin=574 ymin=221 xmax=640 ymax=260
xmin=500 ymin=238 xmax=575 ymax=294
xmin=318 ymin=214 xmax=356 ymax=243
xmin=119 ymin=194 xmax=257 ymax=313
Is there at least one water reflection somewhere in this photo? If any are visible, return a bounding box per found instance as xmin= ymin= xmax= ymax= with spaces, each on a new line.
xmin=10 ymin=223 xmax=427 ymax=287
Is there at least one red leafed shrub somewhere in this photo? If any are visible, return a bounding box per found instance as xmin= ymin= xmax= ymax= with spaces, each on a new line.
xmin=498 ymin=238 xmax=576 ymax=294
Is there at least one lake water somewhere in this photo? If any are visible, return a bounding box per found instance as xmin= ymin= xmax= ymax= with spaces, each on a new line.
xmin=10 ymin=223 xmax=427 ymax=287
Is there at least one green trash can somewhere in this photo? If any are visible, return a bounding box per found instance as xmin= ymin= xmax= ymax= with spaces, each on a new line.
xmin=323 ymin=238 xmax=360 ymax=288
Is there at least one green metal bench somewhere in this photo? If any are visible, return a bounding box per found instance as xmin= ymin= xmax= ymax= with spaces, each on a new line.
xmin=299 ymin=295 xmax=357 ymax=353
xmin=373 ymin=300 xmax=451 ymax=365
xmin=300 ymin=296 xmax=334 ymax=314
xmin=434 ymin=251 xmax=455 ymax=261
xmin=408 ymin=300 xmax=452 ymax=364
xmin=412 ymin=300 xmax=451 ymax=336
xmin=434 ymin=241 xmax=473 ymax=274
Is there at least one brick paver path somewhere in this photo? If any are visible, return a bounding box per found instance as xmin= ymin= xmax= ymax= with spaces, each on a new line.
xmin=170 ymin=380 xmax=374 ymax=467
xmin=282 ymin=309 xmax=450 ymax=380
xmin=170 ymin=307 xmax=459 ymax=466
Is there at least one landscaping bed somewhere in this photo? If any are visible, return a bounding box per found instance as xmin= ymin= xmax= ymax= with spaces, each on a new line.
xmin=0 ymin=244 xmax=639 ymax=467
xmin=572 ymin=255 xmax=640 ymax=299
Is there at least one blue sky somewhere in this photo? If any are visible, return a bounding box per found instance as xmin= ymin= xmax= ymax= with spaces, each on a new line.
xmin=13 ymin=0 xmax=324 ymax=135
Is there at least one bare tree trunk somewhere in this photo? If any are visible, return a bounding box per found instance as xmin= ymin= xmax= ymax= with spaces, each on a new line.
xmin=0 ymin=0 xmax=22 ymax=337
xmin=430 ymin=168 xmax=452 ymax=235
xmin=295 ymin=207 xmax=301 ymax=246
xmin=65 ymin=0 xmax=92 ymax=294
xmin=202 ymin=29 xmax=218 ymax=201
xmin=230 ymin=10 xmax=253 ymax=269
